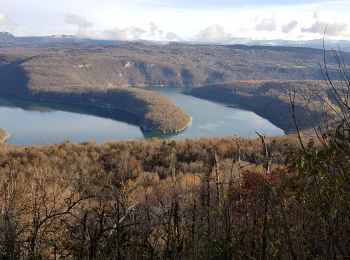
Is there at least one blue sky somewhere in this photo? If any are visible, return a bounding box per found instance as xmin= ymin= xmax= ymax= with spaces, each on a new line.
xmin=0 ymin=0 xmax=349 ymax=42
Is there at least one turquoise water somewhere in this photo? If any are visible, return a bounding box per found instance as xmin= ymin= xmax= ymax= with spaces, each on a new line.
xmin=143 ymin=87 xmax=284 ymax=139
xmin=0 ymin=88 xmax=283 ymax=145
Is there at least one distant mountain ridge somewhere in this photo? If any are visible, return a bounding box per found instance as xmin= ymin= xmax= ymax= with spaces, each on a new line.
xmin=1 ymin=41 xmax=348 ymax=92
xmin=1 ymin=32 xmax=350 ymax=51
xmin=0 ymin=32 xmax=15 ymax=41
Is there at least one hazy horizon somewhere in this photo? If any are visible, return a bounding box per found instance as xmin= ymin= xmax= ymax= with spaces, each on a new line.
xmin=0 ymin=0 xmax=349 ymax=44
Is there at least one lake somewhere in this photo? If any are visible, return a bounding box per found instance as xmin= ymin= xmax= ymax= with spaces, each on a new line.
xmin=0 ymin=87 xmax=284 ymax=145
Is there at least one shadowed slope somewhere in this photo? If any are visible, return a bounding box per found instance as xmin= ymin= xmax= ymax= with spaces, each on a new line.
xmin=0 ymin=55 xmax=191 ymax=133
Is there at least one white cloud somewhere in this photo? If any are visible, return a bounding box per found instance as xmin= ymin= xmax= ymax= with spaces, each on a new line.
xmin=65 ymin=14 xmax=93 ymax=28
xmin=64 ymin=16 xmax=180 ymax=41
xmin=2 ymin=0 xmax=350 ymax=41
xmin=77 ymin=27 xmax=146 ymax=41
xmin=149 ymin=22 xmax=163 ymax=37
xmin=195 ymin=24 xmax=231 ymax=42
xmin=302 ymin=20 xmax=348 ymax=36
xmin=165 ymin=32 xmax=180 ymax=41
xmin=0 ymin=13 xmax=16 ymax=30
xmin=64 ymin=13 xmax=145 ymax=41
xmin=255 ymin=17 xmax=277 ymax=31
xmin=282 ymin=21 xmax=298 ymax=33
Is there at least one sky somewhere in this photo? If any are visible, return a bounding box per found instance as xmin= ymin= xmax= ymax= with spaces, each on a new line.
xmin=0 ymin=0 xmax=349 ymax=43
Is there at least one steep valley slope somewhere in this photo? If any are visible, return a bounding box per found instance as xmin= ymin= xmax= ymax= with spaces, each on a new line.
xmin=0 ymin=41 xmax=348 ymax=134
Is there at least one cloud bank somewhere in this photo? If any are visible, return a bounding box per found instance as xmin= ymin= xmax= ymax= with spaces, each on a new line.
xmin=255 ymin=17 xmax=277 ymax=31
xmin=83 ymin=27 xmax=146 ymax=41
xmin=63 ymin=14 xmax=181 ymax=41
xmin=164 ymin=32 xmax=180 ymax=41
xmin=302 ymin=21 xmax=348 ymax=36
xmin=65 ymin=14 xmax=93 ymax=28
xmin=149 ymin=22 xmax=163 ymax=37
xmin=0 ymin=13 xmax=16 ymax=30
xmin=64 ymin=14 xmax=144 ymax=41
xmin=282 ymin=21 xmax=298 ymax=33
xmin=1 ymin=0 xmax=349 ymax=42
xmin=196 ymin=24 xmax=231 ymax=42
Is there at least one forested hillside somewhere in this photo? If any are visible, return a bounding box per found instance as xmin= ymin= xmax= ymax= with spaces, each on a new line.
xmin=0 ymin=43 xmax=347 ymax=90
xmin=0 ymin=127 xmax=349 ymax=258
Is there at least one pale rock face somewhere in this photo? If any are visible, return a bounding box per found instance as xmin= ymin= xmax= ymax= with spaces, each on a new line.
xmin=0 ymin=128 xmax=10 ymax=143
xmin=73 ymin=64 xmax=92 ymax=68
xmin=124 ymin=61 xmax=133 ymax=69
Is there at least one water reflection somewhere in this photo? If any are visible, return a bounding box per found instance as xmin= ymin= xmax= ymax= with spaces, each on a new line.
xmin=0 ymin=94 xmax=140 ymax=126
xmin=0 ymin=88 xmax=284 ymax=145
xmin=141 ymin=87 xmax=284 ymax=140
xmin=0 ymin=93 xmax=143 ymax=145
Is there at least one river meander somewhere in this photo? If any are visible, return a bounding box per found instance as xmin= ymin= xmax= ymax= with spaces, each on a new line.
xmin=0 ymin=87 xmax=284 ymax=145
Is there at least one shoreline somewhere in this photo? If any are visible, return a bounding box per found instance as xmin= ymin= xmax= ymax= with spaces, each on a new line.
xmin=0 ymin=89 xmax=191 ymax=135
xmin=141 ymin=116 xmax=193 ymax=134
